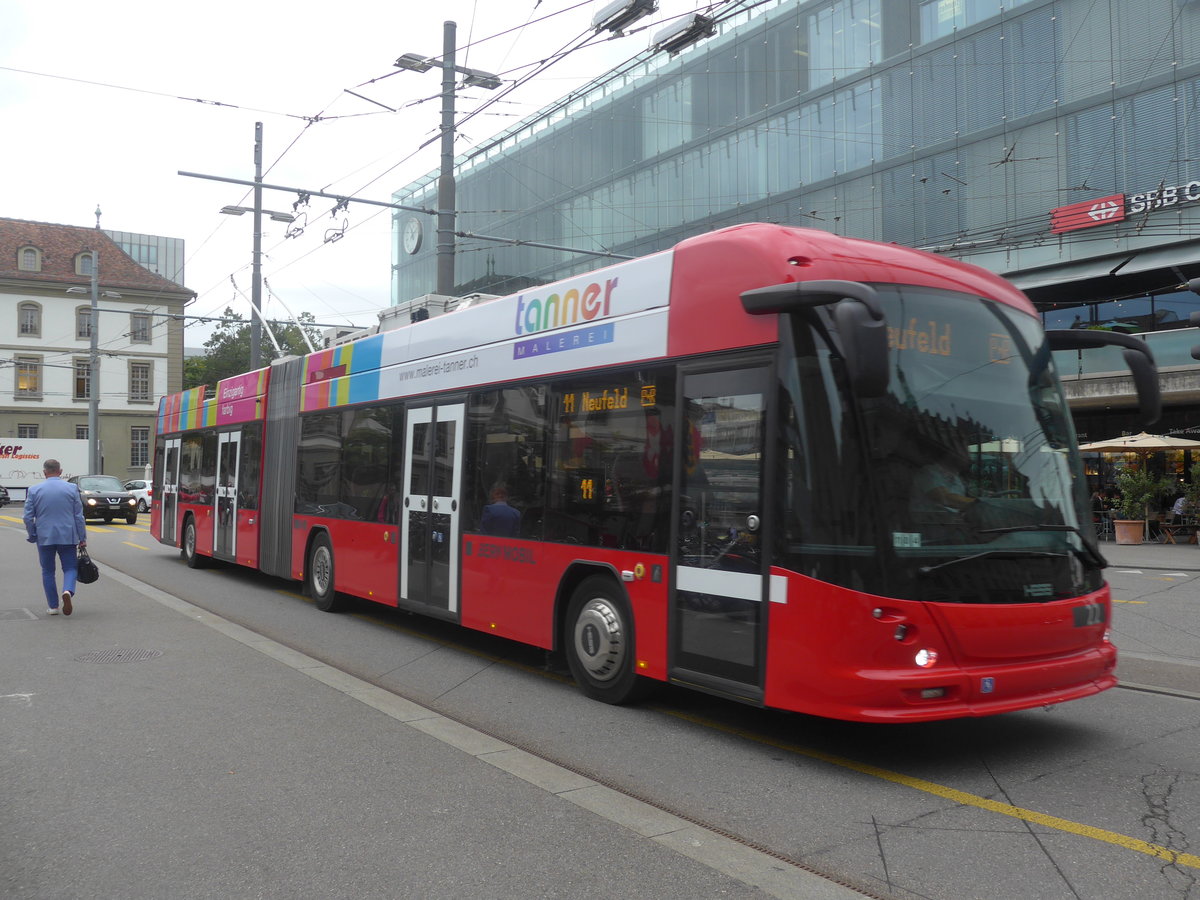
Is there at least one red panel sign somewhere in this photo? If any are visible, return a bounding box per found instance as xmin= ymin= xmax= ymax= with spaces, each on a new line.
xmin=1050 ymin=194 xmax=1126 ymax=234
xmin=308 ymin=364 xmax=347 ymax=383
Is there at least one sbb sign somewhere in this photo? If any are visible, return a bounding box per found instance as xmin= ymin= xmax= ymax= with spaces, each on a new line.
xmin=1128 ymin=181 xmax=1200 ymax=214
xmin=1050 ymin=194 xmax=1126 ymax=234
xmin=1050 ymin=181 xmax=1200 ymax=234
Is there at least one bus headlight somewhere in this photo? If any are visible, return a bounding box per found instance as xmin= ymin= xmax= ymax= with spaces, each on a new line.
xmin=915 ymin=648 xmax=939 ymax=668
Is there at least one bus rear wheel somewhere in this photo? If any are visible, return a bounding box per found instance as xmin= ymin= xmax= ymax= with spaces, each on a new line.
xmin=564 ymin=575 xmax=648 ymax=705
xmin=308 ymin=533 xmax=345 ymax=613
xmin=182 ymin=516 xmax=205 ymax=568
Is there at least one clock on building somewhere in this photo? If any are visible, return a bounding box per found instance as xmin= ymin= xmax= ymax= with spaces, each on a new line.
xmin=402 ymin=216 xmax=423 ymax=254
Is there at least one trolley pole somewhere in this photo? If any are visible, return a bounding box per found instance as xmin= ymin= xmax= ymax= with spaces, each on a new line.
xmin=437 ymin=20 xmax=457 ymax=296
xmin=251 ymin=122 xmax=265 ymax=371
xmin=87 ymin=246 xmax=100 ymax=474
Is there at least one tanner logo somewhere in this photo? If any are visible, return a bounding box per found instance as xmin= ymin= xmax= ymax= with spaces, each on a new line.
xmin=514 ymin=278 xmax=619 ymax=336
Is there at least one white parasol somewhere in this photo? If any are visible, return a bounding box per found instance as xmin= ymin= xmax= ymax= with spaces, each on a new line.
xmin=1076 ymin=431 xmax=1200 ymax=452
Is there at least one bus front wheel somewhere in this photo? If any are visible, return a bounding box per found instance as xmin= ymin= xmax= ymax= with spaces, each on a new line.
xmin=308 ymin=533 xmax=345 ymax=613
xmin=564 ymin=576 xmax=648 ymax=705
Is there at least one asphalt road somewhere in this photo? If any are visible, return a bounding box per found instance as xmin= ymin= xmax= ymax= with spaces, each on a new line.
xmin=6 ymin=514 xmax=1199 ymax=900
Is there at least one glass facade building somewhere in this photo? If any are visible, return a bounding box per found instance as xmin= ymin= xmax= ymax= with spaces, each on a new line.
xmin=103 ymin=230 xmax=186 ymax=287
xmin=393 ymin=0 xmax=1200 ymax=440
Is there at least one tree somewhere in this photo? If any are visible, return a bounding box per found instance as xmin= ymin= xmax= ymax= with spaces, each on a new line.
xmin=183 ymin=308 xmax=323 ymax=389
xmin=1114 ymin=467 xmax=1172 ymax=522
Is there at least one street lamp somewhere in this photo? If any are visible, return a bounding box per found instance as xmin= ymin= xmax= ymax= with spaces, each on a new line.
xmin=218 ymin=121 xmax=298 ymax=371
xmin=67 ymin=267 xmax=120 ymax=474
xmin=592 ymin=0 xmax=658 ymax=33
xmin=651 ymin=13 xmax=716 ymax=54
xmin=395 ymin=21 xmax=501 ymax=296
xmin=222 ymin=205 xmax=296 ymax=223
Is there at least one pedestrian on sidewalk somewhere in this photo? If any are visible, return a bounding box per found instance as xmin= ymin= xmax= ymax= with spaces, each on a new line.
xmin=23 ymin=458 xmax=88 ymax=617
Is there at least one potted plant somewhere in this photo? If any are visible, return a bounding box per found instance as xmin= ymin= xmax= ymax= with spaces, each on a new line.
xmin=1184 ymin=463 xmax=1200 ymax=513
xmin=1113 ymin=468 xmax=1173 ymax=544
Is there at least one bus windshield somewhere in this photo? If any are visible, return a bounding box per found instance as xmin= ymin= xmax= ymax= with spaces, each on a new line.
xmin=777 ymin=285 xmax=1103 ymax=604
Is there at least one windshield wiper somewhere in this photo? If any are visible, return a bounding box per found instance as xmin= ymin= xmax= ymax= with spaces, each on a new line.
xmin=977 ymin=523 xmax=1107 ymax=569
xmin=917 ymin=549 xmax=1066 ymax=576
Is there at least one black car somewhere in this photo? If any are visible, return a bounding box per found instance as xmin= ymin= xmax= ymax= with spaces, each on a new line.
xmin=0 ymin=484 xmax=9 ymax=508
xmin=68 ymin=475 xmax=139 ymax=524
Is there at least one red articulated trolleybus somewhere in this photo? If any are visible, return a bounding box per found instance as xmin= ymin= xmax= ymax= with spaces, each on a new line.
xmin=152 ymin=223 xmax=1161 ymax=722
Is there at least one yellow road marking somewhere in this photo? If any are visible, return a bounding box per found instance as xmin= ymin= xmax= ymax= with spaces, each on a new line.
xmin=658 ymin=707 xmax=1200 ymax=871
xmin=122 ymin=542 xmax=148 ymax=550
xmin=1112 ymin=599 xmax=1148 ymax=605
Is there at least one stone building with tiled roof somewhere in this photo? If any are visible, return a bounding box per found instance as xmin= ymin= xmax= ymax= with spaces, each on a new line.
xmin=1 ymin=217 xmax=194 ymax=488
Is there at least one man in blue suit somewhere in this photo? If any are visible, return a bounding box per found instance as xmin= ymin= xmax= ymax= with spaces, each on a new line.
xmin=24 ymin=459 xmax=88 ymax=616
xmin=480 ymin=485 xmax=521 ymax=537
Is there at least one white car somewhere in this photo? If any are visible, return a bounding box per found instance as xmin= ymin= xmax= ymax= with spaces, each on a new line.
xmin=124 ymin=479 xmax=153 ymax=512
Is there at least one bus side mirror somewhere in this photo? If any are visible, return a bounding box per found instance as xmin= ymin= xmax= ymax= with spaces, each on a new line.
xmin=1046 ymin=329 xmax=1161 ymax=427
xmin=833 ymin=301 xmax=888 ymax=396
xmin=741 ymin=279 xmax=888 ymax=397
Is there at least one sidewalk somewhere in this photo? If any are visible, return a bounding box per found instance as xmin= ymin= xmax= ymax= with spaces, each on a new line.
xmin=1095 ymin=537 xmax=1200 ymax=698
xmin=1100 ymin=537 xmax=1200 ymax=570
xmin=0 ymin=529 xmax=865 ymax=900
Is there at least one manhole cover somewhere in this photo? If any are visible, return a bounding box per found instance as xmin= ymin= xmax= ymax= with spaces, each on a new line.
xmin=75 ymin=649 xmax=164 ymax=664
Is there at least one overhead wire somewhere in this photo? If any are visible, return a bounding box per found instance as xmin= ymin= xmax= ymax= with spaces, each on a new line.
xmin=181 ymin=3 xmax=631 ymax=328
xmin=20 ymin=2 xmax=1193 ymax=344
xmin=190 ymin=1 xmax=693 ymax=329
xmin=0 ymin=64 xmax=319 ymax=122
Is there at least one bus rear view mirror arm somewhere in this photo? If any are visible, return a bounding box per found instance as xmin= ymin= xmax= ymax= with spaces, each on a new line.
xmin=1045 ymin=329 xmax=1161 ymax=427
xmin=741 ymin=280 xmax=888 ymax=397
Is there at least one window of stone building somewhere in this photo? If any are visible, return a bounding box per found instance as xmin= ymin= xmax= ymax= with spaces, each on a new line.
xmin=131 ymin=426 xmax=150 ymax=467
xmin=15 ymin=356 xmax=41 ymax=397
xmin=130 ymin=313 xmax=151 ymax=343
xmin=19 ymin=246 xmax=42 ymax=271
xmin=74 ymin=358 xmax=92 ymax=400
xmin=129 ymin=361 xmax=152 ymax=401
xmin=19 ymin=302 xmax=41 ymax=337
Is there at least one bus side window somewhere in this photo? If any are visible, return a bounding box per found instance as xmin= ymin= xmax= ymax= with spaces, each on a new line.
xmin=297 ymin=413 xmax=342 ymax=515
xmin=465 ymin=387 xmax=547 ymax=539
xmin=239 ymin=422 xmax=262 ymax=510
xmin=546 ymin=371 xmax=674 ymax=552
xmin=341 ymin=405 xmax=395 ymax=521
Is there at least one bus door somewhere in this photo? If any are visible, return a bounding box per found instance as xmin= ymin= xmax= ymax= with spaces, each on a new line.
xmin=214 ymin=431 xmax=240 ymax=559
xmin=161 ymin=437 xmax=181 ymax=545
xmin=400 ymin=403 xmax=465 ymax=615
xmin=671 ymin=367 xmax=769 ymax=702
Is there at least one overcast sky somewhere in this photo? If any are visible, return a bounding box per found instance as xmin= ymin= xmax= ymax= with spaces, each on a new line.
xmin=1 ymin=0 xmax=701 ymax=347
